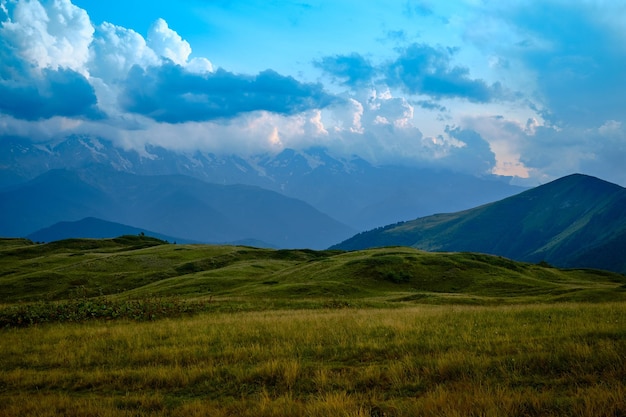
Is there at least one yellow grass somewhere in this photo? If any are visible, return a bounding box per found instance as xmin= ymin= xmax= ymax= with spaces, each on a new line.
xmin=1 ymin=303 xmax=625 ymax=416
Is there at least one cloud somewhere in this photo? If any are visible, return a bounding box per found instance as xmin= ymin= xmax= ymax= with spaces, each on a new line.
xmin=385 ymin=43 xmax=504 ymax=102
xmin=186 ymin=57 xmax=213 ymax=74
xmin=403 ymin=1 xmax=434 ymax=18
xmin=462 ymin=113 xmax=626 ymax=186
xmin=315 ymin=53 xmax=376 ymax=88
xmin=317 ymin=44 xmax=507 ymax=104
xmin=443 ymin=126 xmax=496 ymax=175
xmin=88 ymin=22 xmax=159 ymax=81
xmin=0 ymin=0 xmax=92 ymax=72
xmin=0 ymin=66 xmax=101 ymax=120
xmin=0 ymin=0 xmax=100 ymax=120
xmin=518 ymin=122 xmax=626 ymax=186
xmin=0 ymin=23 xmax=100 ymax=121
xmin=96 ymin=88 xmax=493 ymax=176
xmin=298 ymin=89 xmax=495 ymax=174
xmin=3 ymin=0 xmax=624 ymax=185
xmin=147 ymin=18 xmax=191 ymax=66
xmin=476 ymin=1 xmax=626 ymax=128
xmin=119 ymin=64 xmax=337 ymax=123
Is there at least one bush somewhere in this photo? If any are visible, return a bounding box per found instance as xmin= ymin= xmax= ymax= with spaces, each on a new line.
xmin=0 ymin=296 xmax=211 ymax=328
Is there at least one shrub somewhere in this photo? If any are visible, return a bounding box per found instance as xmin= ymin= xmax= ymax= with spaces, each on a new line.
xmin=0 ymin=296 xmax=211 ymax=328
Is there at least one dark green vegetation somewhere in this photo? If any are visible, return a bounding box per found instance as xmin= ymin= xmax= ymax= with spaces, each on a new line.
xmin=333 ymin=174 xmax=626 ymax=274
xmin=2 ymin=235 xmax=625 ymax=328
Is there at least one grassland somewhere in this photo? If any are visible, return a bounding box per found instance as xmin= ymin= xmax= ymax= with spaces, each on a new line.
xmin=1 ymin=236 xmax=625 ymax=416
xmin=2 ymin=236 xmax=624 ymax=307
xmin=1 ymin=303 xmax=625 ymax=416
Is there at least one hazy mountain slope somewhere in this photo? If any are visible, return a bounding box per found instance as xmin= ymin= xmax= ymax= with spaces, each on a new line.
xmin=79 ymin=168 xmax=356 ymax=248
xmin=265 ymin=152 xmax=525 ymax=230
xmin=332 ymin=174 xmax=626 ymax=273
xmin=0 ymin=170 xmax=114 ymax=237
xmin=0 ymin=167 xmax=355 ymax=249
xmin=0 ymin=135 xmax=526 ymax=230
xmin=26 ymin=217 xmax=193 ymax=244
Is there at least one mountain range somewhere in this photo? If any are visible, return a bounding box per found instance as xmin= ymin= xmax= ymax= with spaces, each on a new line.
xmin=332 ymin=174 xmax=626 ymax=274
xmin=6 ymin=135 xmax=624 ymax=272
xmin=0 ymin=135 xmax=525 ymax=231
xmin=0 ymin=167 xmax=354 ymax=249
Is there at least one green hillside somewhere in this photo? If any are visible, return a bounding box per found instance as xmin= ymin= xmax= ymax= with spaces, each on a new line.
xmin=332 ymin=174 xmax=626 ymax=273
xmin=2 ymin=236 xmax=624 ymax=311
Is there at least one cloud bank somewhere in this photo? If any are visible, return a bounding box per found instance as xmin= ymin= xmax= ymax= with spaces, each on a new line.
xmin=120 ymin=66 xmax=336 ymax=123
xmin=0 ymin=0 xmax=625 ymax=185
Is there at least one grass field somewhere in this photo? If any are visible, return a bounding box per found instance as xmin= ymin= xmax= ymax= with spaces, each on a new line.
xmin=1 ymin=303 xmax=625 ymax=416
xmin=1 ymin=237 xmax=625 ymax=416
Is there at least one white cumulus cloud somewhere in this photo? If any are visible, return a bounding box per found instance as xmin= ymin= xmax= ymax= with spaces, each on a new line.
xmin=88 ymin=22 xmax=159 ymax=81
xmin=147 ymin=18 xmax=191 ymax=66
xmin=0 ymin=0 xmax=93 ymax=73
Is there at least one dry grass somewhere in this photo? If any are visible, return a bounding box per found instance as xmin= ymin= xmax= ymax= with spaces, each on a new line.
xmin=1 ymin=302 xmax=625 ymax=416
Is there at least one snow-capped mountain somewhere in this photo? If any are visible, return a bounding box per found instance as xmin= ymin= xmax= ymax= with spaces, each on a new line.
xmin=1 ymin=135 xmax=526 ymax=230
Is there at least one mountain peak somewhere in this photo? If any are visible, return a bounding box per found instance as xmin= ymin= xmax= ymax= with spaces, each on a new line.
xmin=551 ymin=173 xmax=622 ymax=187
xmin=333 ymin=173 xmax=626 ymax=273
xmin=515 ymin=173 xmax=625 ymax=207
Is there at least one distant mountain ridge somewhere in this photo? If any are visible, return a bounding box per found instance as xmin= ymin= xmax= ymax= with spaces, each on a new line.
xmin=26 ymin=217 xmax=192 ymax=244
xmin=0 ymin=167 xmax=354 ymax=249
xmin=332 ymin=174 xmax=626 ymax=273
xmin=0 ymin=135 xmax=526 ymax=230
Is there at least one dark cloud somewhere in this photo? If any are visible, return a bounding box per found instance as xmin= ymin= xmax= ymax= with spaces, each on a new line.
xmin=119 ymin=63 xmax=337 ymax=123
xmin=385 ymin=43 xmax=502 ymax=102
xmin=0 ymin=68 xmax=101 ymax=121
xmin=314 ymin=53 xmax=376 ymax=88
xmin=0 ymin=36 xmax=101 ymax=121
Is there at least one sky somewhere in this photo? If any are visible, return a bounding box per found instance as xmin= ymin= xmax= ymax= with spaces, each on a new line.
xmin=1 ymin=0 xmax=625 ymax=186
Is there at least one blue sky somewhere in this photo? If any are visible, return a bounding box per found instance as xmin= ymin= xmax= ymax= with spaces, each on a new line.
xmin=1 ymin=0 xmax=625 ymax=186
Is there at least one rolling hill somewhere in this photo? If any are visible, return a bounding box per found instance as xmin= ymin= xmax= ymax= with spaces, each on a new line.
xmin=332 ymin=174 xmax=626 ymax=273
xmin=0 ymin=167 xmax=355 ymax=249
xmin=1 ymin=236 xmax=624 ymax=305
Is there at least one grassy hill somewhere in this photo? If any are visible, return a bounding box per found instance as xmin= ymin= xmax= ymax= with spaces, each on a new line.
xmin=2 ymin=235 xmax=624 ymax=310
xmin=332 ymin=174 xmax=626 ymax=273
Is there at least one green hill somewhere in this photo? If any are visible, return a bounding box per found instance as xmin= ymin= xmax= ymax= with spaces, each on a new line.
xmin=332 ymin=174 xmax=626 ymax=273
xmin=1 ymin=236 xmax=624 ymax=308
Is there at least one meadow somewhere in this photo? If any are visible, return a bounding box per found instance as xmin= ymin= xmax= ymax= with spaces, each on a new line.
xmin=1 ymin=237 xmax=625 ymax=416
xmin=1 ymin=303 xmax=625 ymax=416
